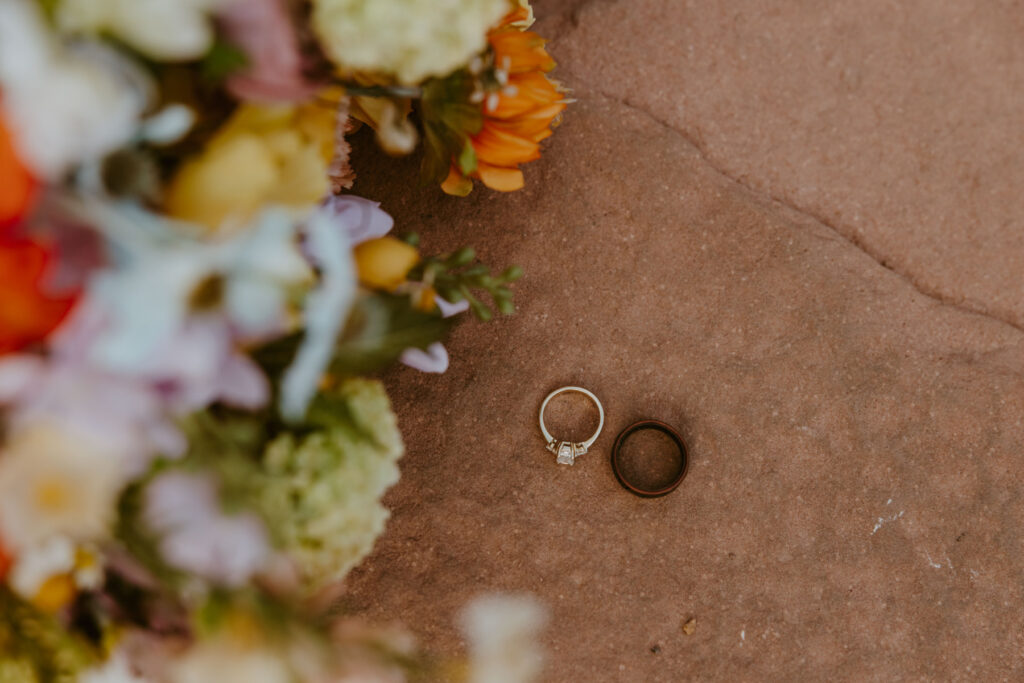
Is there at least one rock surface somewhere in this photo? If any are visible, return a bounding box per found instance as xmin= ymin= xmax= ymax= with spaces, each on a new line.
xmin=343 ymin=1 xmax=1024 ymax=679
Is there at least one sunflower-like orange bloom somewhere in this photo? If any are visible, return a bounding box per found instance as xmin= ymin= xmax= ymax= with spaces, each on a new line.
xmin=0 ymin=111 xmax=37 ymax=229
xmin=0 ymin=238 xmax=78 ymax=355
xmin=443 ymin=8 xmax=566 ymax=194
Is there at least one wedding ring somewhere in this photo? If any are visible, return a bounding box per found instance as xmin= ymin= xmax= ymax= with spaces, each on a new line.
xmin=610 ymin=420 xmax=689 ymax=497
xmin=539 ymin=386 xmax=605 ymax=465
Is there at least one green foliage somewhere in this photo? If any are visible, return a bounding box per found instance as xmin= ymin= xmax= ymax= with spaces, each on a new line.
xmin=412 ymin=248 xmax=523 ymax=321
xmin=328 ymin=293 xmax=453 ymax=373
xmin=113 ymin=378 xmax=404 ymax=598
xmin=113 ymin=478 xmax=182 ymax=586
xmin=255 ymin=292 xmax=453 ymax=382
xmin=419 ymin=69 xmax=483 ymax=185
xmin=200 ymin=39 xmax=250 ymax=83
xmin=0 ymin=588 xmax=97 ymax=683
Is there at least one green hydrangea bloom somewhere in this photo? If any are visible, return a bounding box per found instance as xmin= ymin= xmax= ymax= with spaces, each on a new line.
xmin=261 ymin=379 xmax=403 ymax=590
xmin=311 ymin=0 xmax=508 ymax=84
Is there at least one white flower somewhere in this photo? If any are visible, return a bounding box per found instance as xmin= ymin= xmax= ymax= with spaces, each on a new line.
xmin=280 ymin=205 xmax=356 ymax=421
xmin=398 ymin=297 xmax=467 ymax=373
xmin=0 ymin=0 xmax=149 ymax=177
xmin=169 ymin=635 xmax=293 ymax=683
xmin=436 ymin=296 xmax=471 ymax=317
xmin=66 ymin=200 xmax=313 ymax=372
xmin=0 ymin=423 xmax=127 ymax=552
xmin=56 ymin=0 xmax=226 ymax=61
xmin=7 ymin=535 xmax=76 ymax=599
xmin=80 ymin=652 xmax=151 ymax=683
xmin=145 ymin=472 xmax=270 ymax=587
xmin=460 ymin=595 xmax=548 ymax=683
xmin=0 ymin=354 xmax=186 ymax=473
xmin=139 ymin=104 xmax=196 ymax=145
xmin=312 ymin=0 xmax=508 ymax=84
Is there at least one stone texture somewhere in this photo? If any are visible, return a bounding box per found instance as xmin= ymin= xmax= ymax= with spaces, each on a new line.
xmin=342 ymin=1 xmax=1024 ymax=680
xmin=552 ymin=0 xmax=1024 ymax=331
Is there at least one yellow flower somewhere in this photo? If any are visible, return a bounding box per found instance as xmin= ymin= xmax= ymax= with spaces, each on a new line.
xmin=353 ymin=237 xmax=419 ymax=290
xmin=166 ymin=99 xmax=339 ymax=232
xmin=31 ymin=574 xmax=75 ymax=612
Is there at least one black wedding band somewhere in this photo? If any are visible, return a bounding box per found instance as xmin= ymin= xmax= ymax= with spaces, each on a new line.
xmin=610 ymin=420 xmax=689 ymax=497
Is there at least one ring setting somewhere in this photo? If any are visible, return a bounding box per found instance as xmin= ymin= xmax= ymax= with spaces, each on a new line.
xmin=538 ymin=386 xmax=604 ymax=466
xmin=547 ymin=440 xmax=588 ymax=465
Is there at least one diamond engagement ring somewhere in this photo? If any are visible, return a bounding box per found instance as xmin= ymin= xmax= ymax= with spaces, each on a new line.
xmin=538 ymin=386 xmax=605 ymax=465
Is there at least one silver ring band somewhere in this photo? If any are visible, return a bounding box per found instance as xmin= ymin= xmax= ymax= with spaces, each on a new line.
xmin=539 ymin=386 xmax=605 ymax=465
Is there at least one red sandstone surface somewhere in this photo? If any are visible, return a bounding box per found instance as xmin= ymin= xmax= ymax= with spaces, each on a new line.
xmin=344 ymin=1 xmax=1024 ymax=679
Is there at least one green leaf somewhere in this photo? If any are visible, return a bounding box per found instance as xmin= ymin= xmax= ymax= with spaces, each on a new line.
xmin=449 ymin=247 xmax=476 ymax=266
xmin=418 ymin=69 xmax=484 ymax=187
xmin=201 ymin=40 xmax=249 ymax=82
xmin=0 ymin=588 xmax=98 ymax=682
xmin=457 ymin=141 xmax=478 ymax=175
xmin=501 ymin=265 xmax=524 ymax=282
xmin=420 ymin=125 xmax=451 ymax=185
xmin=327 ymin=293 xmax=453 ymax=376
xmin=409 ymin=246 xmax=523 ymax=321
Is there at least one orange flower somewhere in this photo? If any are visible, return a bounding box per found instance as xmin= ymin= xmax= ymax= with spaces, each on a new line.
xmin=0 ymin=110 xmax=37 ymax=229
xmin=0 ymin=541 xmax=10 ymax=581
xmin=0 ymin=238 xmax=78 ymax=354
xmin=443 ymin=9 xmax=566 ymax=195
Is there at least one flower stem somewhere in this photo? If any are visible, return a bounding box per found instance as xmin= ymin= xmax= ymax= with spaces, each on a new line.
xmin=336 ymin=83 xmax=423 ymax=99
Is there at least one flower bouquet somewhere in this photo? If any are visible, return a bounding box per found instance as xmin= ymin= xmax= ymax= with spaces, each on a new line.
xmin=0 ymin=0 xmax=564 ymax=679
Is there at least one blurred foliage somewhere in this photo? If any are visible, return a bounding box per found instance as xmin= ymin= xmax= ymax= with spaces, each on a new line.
xmin=255 ymin=292 xmax=453 ymax=381
xmin=411 ymin=247 xmax=523 ymax=321
xmin=0 ymin=587 xmax=97 ymax=683
xmin=418 ymin=69 xmax=482 ymax=185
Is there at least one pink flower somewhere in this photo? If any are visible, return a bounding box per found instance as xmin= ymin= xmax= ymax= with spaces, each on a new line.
xmin=145 ymin=472 xmax=270 ymax=587
xmin=53 ymin=301 xmax=269 ymax=414
xmin=0 ymin=355 xmax=186 ymax=474
xmin=320 ymin=194 xmax=394 ymax=245
xmin=219 ymin=0 xmax=320 ymax=103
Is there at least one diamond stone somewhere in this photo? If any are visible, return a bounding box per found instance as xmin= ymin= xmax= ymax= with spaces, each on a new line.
xmin=556 ymin=442 xmax=575 ymax=465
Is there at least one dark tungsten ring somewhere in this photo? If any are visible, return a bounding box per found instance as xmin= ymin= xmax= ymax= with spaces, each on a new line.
xmin=610 ymin=420 xmax=689 ymax=498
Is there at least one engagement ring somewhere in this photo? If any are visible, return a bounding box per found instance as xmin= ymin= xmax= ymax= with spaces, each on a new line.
xmin=538 ymin=386 xmax=605 ymax=465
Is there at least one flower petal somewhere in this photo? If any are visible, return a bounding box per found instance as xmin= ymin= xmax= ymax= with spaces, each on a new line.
xmin=472 ymin=124 xmax=540 ymax=167
xmin=476 ymin=162 xmax=525 ymax=192
xmin=400 ymin=342 xmax=449 ymax=374
xmin=436 ymin=296 xmax=470 ymax=318
xmin=321 ymin=194 xmax=395 ymax=244
xmin=490 ymin=30 xmax=555 ymax=74
xmin=279 ymin=208 xmax=356 ymax=421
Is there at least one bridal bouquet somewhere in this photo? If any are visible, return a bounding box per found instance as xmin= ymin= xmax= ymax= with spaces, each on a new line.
xmin=0 ymin=0 xmax=563 ymax=679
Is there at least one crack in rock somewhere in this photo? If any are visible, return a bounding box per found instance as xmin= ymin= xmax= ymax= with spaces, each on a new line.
xmin=577 ymin=81 xmax=1024 ymax=337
